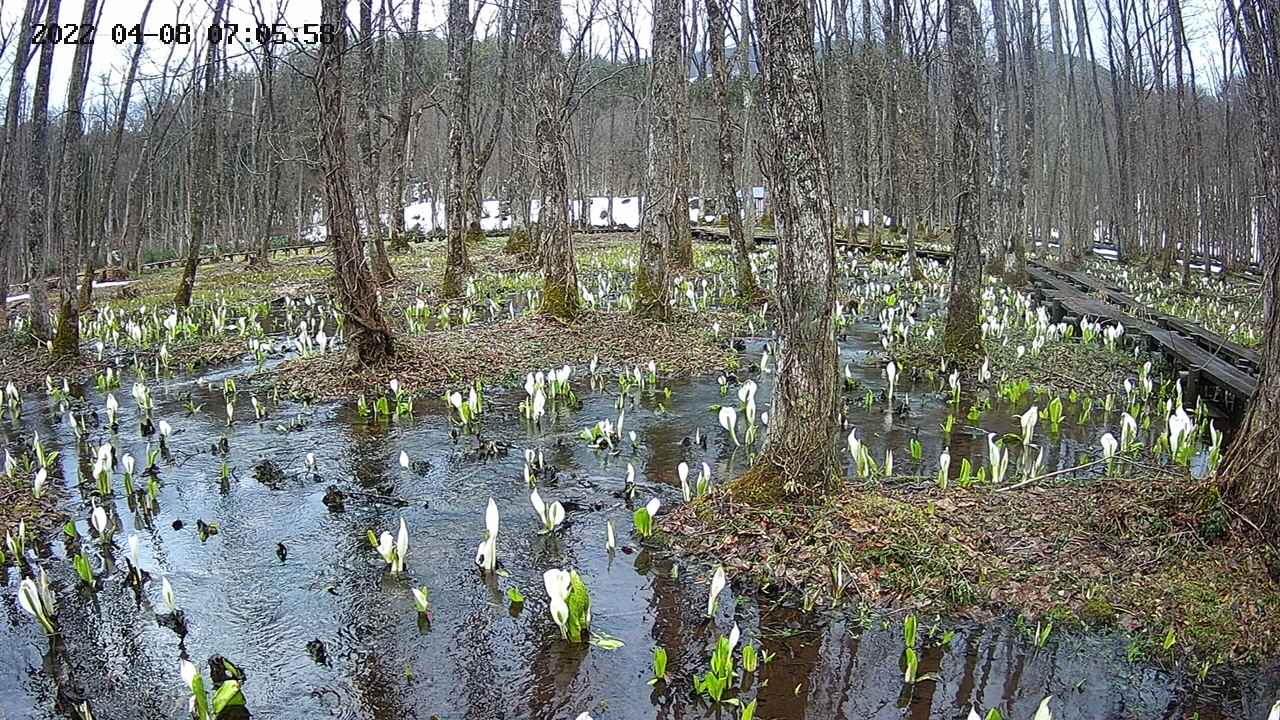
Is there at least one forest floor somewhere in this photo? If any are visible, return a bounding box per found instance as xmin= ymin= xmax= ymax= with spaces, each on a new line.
xmin=669 ymin=467 xmax=1280 ymax=669
xmin=0 ymin=469 xmax=59 ymax=540
xmin=0 ymin=235 xmax=648 ymax=391
xmin=3 ymin=233 xmax=1274 ymax=671
xmin=276 ymin=311 xmax=739 ymax=401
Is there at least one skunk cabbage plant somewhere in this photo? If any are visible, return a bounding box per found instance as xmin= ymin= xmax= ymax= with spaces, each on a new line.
xmin=1019 ymin=406 xmax=1039 ymax=445
xmin=633 ymin=498 xmax=660 ymax=538
xmin=475 ymin=498 xmax=499 ymax=573
xmin=530 ymin=489 xmax=565 ymax=533
xmin=17 ymin=571 xmax=56 ymax=634
xmin=368 ymin=518 xmax=408 ymax=574
xmin=707 ymin=566 xmax=727 ymax=617
xmin=1100 ymin=433 xmax=1118 ymax=474
xmin=543 ymin=568 xmax=592 ymax=642
xmin=718 ymin=407 xmax=739 ymax=446
xmin=987 ymin=434 xmax=1009 ymax=485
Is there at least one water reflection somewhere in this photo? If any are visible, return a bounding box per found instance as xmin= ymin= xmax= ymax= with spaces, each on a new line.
xmin=1 ymin=327 xmax=1276 ymax=720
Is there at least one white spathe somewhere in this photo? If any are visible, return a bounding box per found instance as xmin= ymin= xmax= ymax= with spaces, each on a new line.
xmin=707 ymin=566 xmax=726 ymax=616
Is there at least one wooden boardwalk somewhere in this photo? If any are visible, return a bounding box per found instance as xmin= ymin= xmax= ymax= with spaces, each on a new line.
xmin=690 ymin=225 xmax=955 ymax=262
xmin=142 ymin=243 xmax=325 ymax=271
xmin=1027 ymin=260 xmax=1258 ymax=415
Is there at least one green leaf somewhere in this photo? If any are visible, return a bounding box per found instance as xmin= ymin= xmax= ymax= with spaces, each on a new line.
xmin=218 ymin=659 xmax=245 ymax=682
xmin=588 ymin=632 xmax=624 ymax=651
xmin=566 ymin=571 xmax=592 ymax=642
xmin=211 ymin=680 xmax=245 ymax=716
xmin=506 ymin=587 xmax=525 ymax=604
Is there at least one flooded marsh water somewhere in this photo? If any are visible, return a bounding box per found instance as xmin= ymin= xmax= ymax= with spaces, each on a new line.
xmin=2 ymin=287 xmax=1278 ymax=719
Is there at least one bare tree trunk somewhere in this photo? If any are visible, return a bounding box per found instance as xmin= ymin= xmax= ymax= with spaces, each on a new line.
xmin=883 ymin=0 xmax=902 ymax=235
xmin=1048 ymin=0 xmax=1076 ymax=267
xmin=122 ymin=166 xmax=147 ymax=272
xmin=389 ymin=0 xmax=423 ymax=245
xmin=832 ymin=0 xmax=854 ymax=236
xmin=0 ymin=0 xmax=38 ymax=332
xmin=1101 ymin=0 xmax=1135 ymax=261
xmin=667 ymin=0 xmax=694 ymax=270
xmin=1182 ymin=4 xmax=1211 ymax=279
xmin=82 ymin=0 xmax=152 ymax=308
xmin=1006 ymin=0 xmax=1036 ymax=284
xmin=707 ymin=0 xmax=761 ymax=302
xmin=174 ymin=0 xmax=228 ymax=307
xmin=359 ymin=0 xmax=395 ymax=284
xmin=532 ymin=0 xmax=580 ymax=318
xmin=1219 ymin=0 xmax=1279 ymax=534
xmin=635 ymin=0 xmax=684 ymax=319
xmin=50 ymin=0 xmax=100 ymax=358
xmin=122 ymin=89 xmax=184 ymax=274
xmin=1170 ymin=0 xmax=1192 ymax=287
xmin=943 ymin=0 xmax=985 ymax=368
xmin=988 ymin=0 xmax=1013 ymax=273
xmin=22 ymin=0 xmax=63 ymax=341
xmin=739 ymin=0 xmax=841 ymax=496
xmin=442 ymin=0 xmax=474 ymax=298
xmin=250 ymin=2 xmax=283 ymax=268
xmin=739 ymin=0 xmax=757 ymax=250
xmin=316 ymin=0 xmax=395 ymax=366
xmin=862 ymin=0 xmax=880 ymax=247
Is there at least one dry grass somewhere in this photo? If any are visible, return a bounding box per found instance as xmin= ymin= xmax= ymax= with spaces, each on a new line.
xmin=668 ymin=468 xmax=1280 ymax=665
xmin=0 ymin=335 xmax=105 ymax=391
xmin=0 ymin=475 xmax=61 ymax=540
xmin=0 ymin=334 xmax=247 ymax=391
xmin=275 ymin=309 xmax=739 ymax=400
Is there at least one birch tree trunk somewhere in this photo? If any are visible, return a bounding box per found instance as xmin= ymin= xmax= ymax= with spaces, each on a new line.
xmin=532 ymin=0 xmax=580 ymax=318
xmin=943 ymin=0 xmax=985 ymax=368
xmin=316 ymin=0 xmax=395 ymax=366
xmin=738 ymin=0 xmax=841 ymax=496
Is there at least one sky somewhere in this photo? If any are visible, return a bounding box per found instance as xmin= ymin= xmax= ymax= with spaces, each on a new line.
xmin=0 ymin=0 xmax=1227 ymax=112
xmin=0 ymin=0 xmax=522 ymax=106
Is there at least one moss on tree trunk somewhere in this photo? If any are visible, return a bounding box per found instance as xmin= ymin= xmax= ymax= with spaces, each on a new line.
xmin=532 ymin=0 xmax=580 ymax=321
xmin=942 ymin=0 xmax=986 ymax=371
xmin=735 ymin=0 xmax=842 ymax=500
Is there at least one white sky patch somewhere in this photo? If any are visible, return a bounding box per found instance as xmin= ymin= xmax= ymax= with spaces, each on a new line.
xmin=1 ymin=0 xmax=1228 ymax=107
xmin=0 ymin=0 xmax=616 ymax=107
